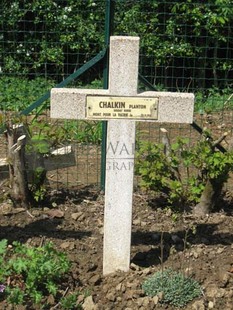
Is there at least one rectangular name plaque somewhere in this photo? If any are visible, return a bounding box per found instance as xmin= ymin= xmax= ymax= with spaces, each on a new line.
xmin=86 ymin=96 xmax=158 ymax=120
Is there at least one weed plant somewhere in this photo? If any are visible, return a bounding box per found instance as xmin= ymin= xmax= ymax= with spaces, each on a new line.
xmin=142 ymin=268 xmax=202 ymax=307
xmin=60 ymin=292 xmax=82 ymax=310
xmin=62 ymin=120 xmax=102 ymax=144
xmin=0 ymin=239 xmax=81 ymax=308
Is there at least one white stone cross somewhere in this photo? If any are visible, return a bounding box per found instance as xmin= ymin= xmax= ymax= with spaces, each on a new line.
xmin=51 ymin=36 xmax=194 ymax=275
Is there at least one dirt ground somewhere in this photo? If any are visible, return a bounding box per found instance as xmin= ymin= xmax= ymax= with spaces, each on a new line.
xmin=0 ymin=110 xmax=233 ymax=309
xmin=0 ymin=184 xmax=233 ymax=310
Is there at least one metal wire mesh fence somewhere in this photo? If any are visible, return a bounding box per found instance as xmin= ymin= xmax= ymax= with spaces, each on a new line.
xmin=0 ymin=0 xmax=233 ymax=188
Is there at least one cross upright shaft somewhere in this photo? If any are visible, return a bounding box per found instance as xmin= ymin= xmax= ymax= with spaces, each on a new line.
xmin=103 ymin=37 xmax=139 ymax=275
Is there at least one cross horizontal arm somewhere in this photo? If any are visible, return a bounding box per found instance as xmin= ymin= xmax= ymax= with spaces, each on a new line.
xmin=51 ymin=89 xmax=194 ymax=123
xmin=139 ymin=91 xmax=194 ymax=124
xmin=51 ymin=88 xmax=109 ymax=120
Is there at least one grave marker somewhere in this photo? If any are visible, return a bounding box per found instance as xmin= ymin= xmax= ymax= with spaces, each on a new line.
xmin=51 ymin=36 xmax=194 ymax=275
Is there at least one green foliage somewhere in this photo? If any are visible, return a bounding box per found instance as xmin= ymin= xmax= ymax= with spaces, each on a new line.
xmin=135 ymin=142 xmax=173 ymax=192
xmin=1 ymin=0 xmax=105 ymax=78
xmin=60 ymin=292 xmax=82 ymax=310
xmin=30 ymin=167 xmax=47 ymax=203
xmin=7 ymin=287 xmax=24 ymax=305
xmin=0 ymin=76 xmax=55 ymax=112
xmin=114 ymin=1 xmax=233 ymax=90
xmin=75 ymin=78 xmax=103 ymax=90
xmin=0 ymin=240 xmax=71 ymax=306
xmin=0 ymin=239 xmax=7 ymax=256
xmin=30 ymin=135 xmax=50 ymax=155
xmin=24 ymin=116 xmax=101 ymax=201
xmin=1 ymin=1 xmax=232 ymax=91
xmin=195 ymin=87 xmax=233 ymax=113
xmin=24 ymin=121 xmax=50 ymax=202
xmin=186 ymin=137 xmax=233 ymax=184
xmin=136 ymin=139 xmax=200 ymax=207
xmin=0 ymin=239 xmax=8 ymax=283
xmin=27 ymin=118 xmax=102 ymax=147
xmin=136 ymin=135 xmax=233 ymax=209
xmin=62 ymin=120 xmax=102 ymax=144
xmin=142 ymin=268 xmax=202 ymax=307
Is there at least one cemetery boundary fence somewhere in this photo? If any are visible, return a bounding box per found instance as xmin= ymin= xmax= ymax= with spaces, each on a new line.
xmin=0 ymin=0 xmax=233 ymax=189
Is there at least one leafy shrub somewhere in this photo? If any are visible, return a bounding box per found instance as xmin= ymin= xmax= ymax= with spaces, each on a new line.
xmin=142 ymin=268 xmax=202 ymax=307
xmin=0 ymin=239 xmax=72 ymax=306
xmin=135 ymin=138 xmax=203 ymax=208
xmin=135 ymin=135 xmax=233 ymax=209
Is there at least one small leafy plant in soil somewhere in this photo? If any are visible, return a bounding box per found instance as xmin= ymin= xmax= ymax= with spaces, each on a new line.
xmin=0 ymin=239 xmax=80 ymax=308
xmin=142 ymin=268 xmax=202 ymax=307
xmin=60 ymin=292 xmax=82 ymax=310
xmin=136 ymin=131 xmax=233 ymax=214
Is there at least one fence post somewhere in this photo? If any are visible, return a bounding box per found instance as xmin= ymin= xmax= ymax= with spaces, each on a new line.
xmin=101 ymin=0 xmax=115 ymax=191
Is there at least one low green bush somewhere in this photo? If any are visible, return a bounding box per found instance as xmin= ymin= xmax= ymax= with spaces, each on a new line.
xmin=142 ymin=268 xmax=202 ymax=307
xmin=0 ymin=239 xmax=80 ymax=308
xmin=135 ymin=134 xmax=233 ymax=210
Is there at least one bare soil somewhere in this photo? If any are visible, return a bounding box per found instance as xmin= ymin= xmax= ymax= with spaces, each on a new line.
xmin=0 ymin=184 xmax=233 ymax=310
xmin=1 ymin=110 xmax=233 ymax=308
